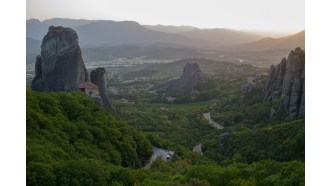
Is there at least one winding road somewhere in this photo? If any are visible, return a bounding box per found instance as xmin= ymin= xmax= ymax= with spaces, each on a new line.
xmin=192 ymin=112 xmax=225 ymax=155
xmin=203 ymin=112 xmax=224 ymax=129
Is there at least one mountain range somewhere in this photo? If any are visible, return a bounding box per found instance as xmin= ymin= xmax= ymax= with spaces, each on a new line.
xmin=26 ymin=37 xmax=41 ymax=64
xmin=26 ymin=18 xmax=305 ymax=63
xmin=231 ymin=30 xmax=305 ymax=51
xmin=143 ymin=24 xmax=196 ymax=33
xmin=27 ymin=18 xmax=276 ymax=48
xmin=178 ymin=28 xmax=263 ymax=46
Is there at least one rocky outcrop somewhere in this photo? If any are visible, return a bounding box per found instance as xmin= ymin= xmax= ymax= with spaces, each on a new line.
xmin=90 ymin=67 xmax=117 ymax=114
xmin=31 ymin=26 xmax=88 ymax=91
xmin=166 ymin=63 xmax=206 ymax=95
xmin=264 ymin=58 xmax=287 ymax=101
xmin=243 ymin=77 xmax=258 ymax=94
xmin=264 ymin=47 xmax=305 ymax=120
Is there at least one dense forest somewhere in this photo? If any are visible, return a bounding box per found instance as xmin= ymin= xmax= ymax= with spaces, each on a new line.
xmin=27 ymin=89 xmax=304 ymax=185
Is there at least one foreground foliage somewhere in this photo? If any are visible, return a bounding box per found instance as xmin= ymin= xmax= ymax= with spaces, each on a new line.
xmin=26 ymin=89 xmax=304 ymax=185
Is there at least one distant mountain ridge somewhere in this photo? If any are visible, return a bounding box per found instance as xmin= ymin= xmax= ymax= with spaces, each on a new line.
xmin=43 ymin=18 xmax=96 ymax=28
xmin=26 ymin=18 xmax=305 ymax=64
xmin=26 ymin=37 xmax=41 ymax=64
xmin=178 ymin=28 xmax=264 ymax=46
xmin=143 ymin=25 xmax=196 ymax=33
xmin=26 ymin=19 xmax=50 ymax=40
xmin=74 ymin=20 xmax=206 ymax=47
xmin=232 ymin=30 xmax=305 ymax=51
xmin=27 ymin=18 xmax=277 ymax=48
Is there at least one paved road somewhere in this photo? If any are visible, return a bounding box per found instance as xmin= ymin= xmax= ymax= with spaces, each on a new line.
xmin=145 ymin=146 xmax=172 ymax=168
xmin=203 ymin=112 xmax=224 ymax=129
xmin=193 ymin=143 xmax=203 ymax=155
xmin=193 ymin=113 xmax=225 ymax=156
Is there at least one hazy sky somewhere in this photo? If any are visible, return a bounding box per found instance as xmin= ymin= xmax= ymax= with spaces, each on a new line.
xmin=27 ymin=0 xmax=304 ymax=32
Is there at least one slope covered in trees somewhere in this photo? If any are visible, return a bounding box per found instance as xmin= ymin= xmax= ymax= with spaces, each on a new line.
xmin=26 ymin=89 xmax=304 ymax=185
xmin=26 ymin=89 xmax=153 ymax=184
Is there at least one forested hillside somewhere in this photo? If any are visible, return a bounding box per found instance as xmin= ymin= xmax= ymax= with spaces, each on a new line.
xmin=26 ymin=89 xmax=304 ymax=185
xmin=26 ymin=89 xmax=153 ymax=184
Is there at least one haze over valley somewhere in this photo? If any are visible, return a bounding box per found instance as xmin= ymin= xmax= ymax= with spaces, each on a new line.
xmin=27 ymin=18 xmax=304 ymax=70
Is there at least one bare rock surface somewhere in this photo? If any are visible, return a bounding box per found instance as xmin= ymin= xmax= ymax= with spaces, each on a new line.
xmin=90 ymin=67 xmax=117 ymax=114
xmin=31 ymin=26 xmax=88 ymax=91
xmin=264 ymin=47 xmax=305 ymax=119
xmin=166 ymin=63 xmax=206 ymax=95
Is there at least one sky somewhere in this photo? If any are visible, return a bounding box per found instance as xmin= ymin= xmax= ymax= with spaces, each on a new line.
xmin=27 ymin=0 xmax=304 ymax=33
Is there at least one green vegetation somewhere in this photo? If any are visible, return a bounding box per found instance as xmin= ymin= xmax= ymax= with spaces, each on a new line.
xmin=27 ymin=89 xmax=304 ymax=185
xmin=26 ymin=58 xmax=304 ymax=185
xmin=116 ymin=101 xmax=216 ymax=148
xmin=203 ymin=119 xmax=305 ymax=165
xmin=27 ymin=89 xmax=153 ymax=184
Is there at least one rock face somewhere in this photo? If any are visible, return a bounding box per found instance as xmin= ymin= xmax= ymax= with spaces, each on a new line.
xmin=264 ymin=47 xmax=305 ymax=120
xmin=31 ymin=26 xmax=88 ymax=91
xmin=90 ymin=67 xmax=117 ymax=114
xmin=166 ymin=63 xmax=206 ymax=95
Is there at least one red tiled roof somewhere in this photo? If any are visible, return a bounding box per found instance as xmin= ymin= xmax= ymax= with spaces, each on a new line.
xmin=78 ymin=82 xmax=98 ymax=90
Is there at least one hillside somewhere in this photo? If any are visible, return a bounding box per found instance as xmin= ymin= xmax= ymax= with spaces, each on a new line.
xmin=26 ymin=19 xmax=49 ymax=40
xmin=26 ymin=89 xmax=154 ymax=184
xmin=27 ymin=18 xmax=267 ymax=48
xmin=43 ymin=18 xmax=95 ymax=28
xmin=178 ymin=28 xmax=263 ymax=46
xmin=143 ymin=24 xmax=196 ymax=33
xmin=26 ymin=89 xmax=305 ymax=185
xmin=204 ymin=119 xmax=305 ymax=164
xmin=75 ymin=20 xmax=207 ymax=47
xmin=26 ymin=89 xmax=153 ymax=167
xmin=232 ymin=30 xmax=305 ymax=51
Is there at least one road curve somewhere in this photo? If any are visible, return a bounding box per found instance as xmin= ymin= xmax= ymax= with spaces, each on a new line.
xmin=203 ymin=112 xmax=224 ymax=129
xmin=145 ymin=146 xmax=171 ymax=168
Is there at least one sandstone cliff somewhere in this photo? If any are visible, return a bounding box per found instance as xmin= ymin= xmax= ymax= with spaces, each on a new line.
xmin=165 ymin=63 xmax=206 ymax=95
xmin=264 ymin=47 xmax=305 ymax=120
xmin=90 ymin=67 xmax=117 ymax=114
xmin=31 ymin=26 xmax=88 ymax=91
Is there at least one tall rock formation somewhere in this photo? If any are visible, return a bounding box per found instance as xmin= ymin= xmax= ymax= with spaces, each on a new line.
xmin=90 ymin=67 xmax=117 ymax=114
xmin=264 ymin=47 xmax=305 ymax=120
xmin=31 ymin=26 xmax=88 ymax=91
xmin=166 ymin=63 xmax=206 ymax=95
